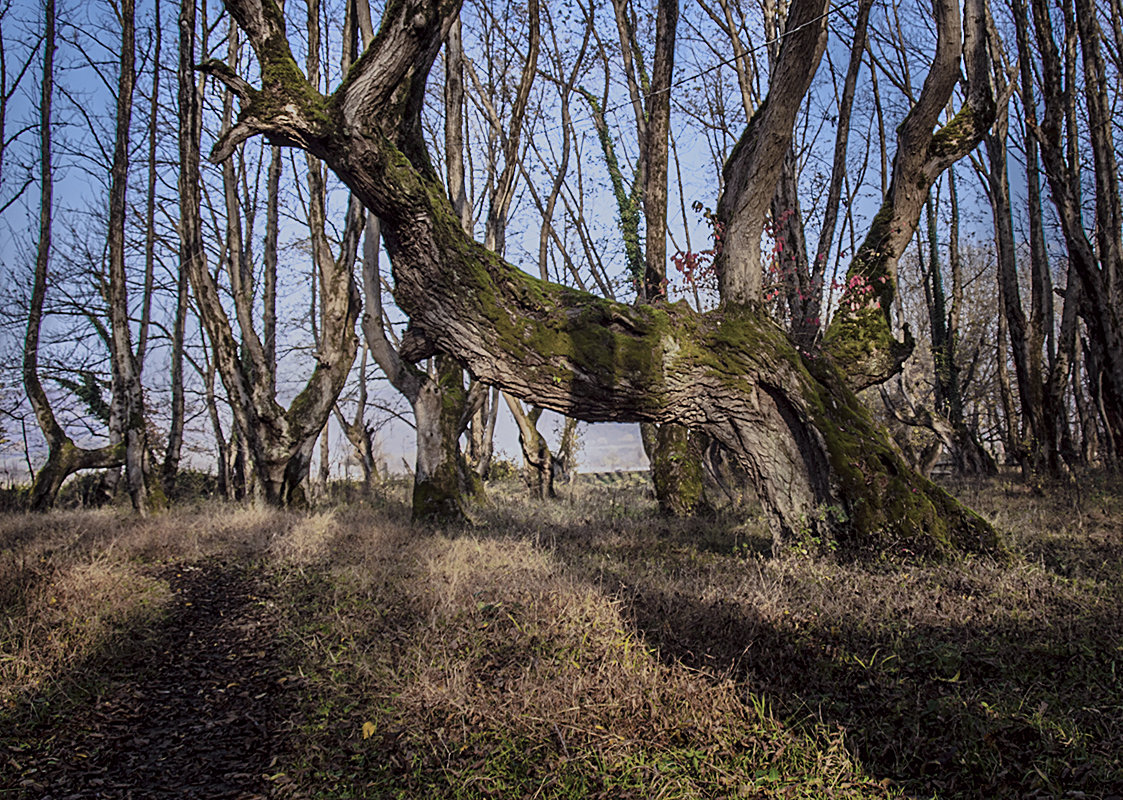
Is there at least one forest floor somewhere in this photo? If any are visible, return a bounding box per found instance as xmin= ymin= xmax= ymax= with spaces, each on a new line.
xmin=0 ymin=472 xmax=1120 ymax=799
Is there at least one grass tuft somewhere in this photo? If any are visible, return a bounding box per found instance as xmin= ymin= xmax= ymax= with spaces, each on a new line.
xmin=1 ymin=472 xmax=1120 ymax=798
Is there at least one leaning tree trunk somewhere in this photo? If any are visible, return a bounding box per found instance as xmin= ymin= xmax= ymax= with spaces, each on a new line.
xmin=210 ymin=0 xmax=999 ymax=555
xmin=23 ymin=0 xmax=124 ymax=510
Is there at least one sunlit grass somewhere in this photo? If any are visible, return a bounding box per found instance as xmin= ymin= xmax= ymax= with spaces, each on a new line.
xmin=1 ymin=471 xmax=1120 ymax=798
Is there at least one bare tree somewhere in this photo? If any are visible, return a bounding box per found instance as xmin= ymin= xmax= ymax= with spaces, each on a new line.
xmin=104 ymin=0 xmax=157 ymax=513
xmin=23 ymin=0 xmax=124 ymax=509
xmin=976 ymin=1 xmax=1078 ymax=477
xmin=188 ymin=7 xmax=360 ymax=507
xmin=0 ymin=0 xmax=41 ymax=215
xmin=209 ymin=0 xmax=999 ymax=553
xmin=1023 ymin=0 xmax=1123 ymax=464
xmin=915 ymin=170 xmax=994 ymax=474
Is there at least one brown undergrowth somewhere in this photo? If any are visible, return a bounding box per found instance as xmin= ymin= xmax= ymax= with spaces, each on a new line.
xmin=0 ymin=473 xmax=1119 ymax=799
xmin=0 ymin=504 xmax=290 ymax=709
xmin=475 ymin=472 xmax=1123 ymax=799
xmin=269 ymin=498 xmax=889 ymax=798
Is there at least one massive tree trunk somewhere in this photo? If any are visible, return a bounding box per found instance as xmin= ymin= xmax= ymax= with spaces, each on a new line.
xmin=210 ymin=0 xmax=998 ymax=554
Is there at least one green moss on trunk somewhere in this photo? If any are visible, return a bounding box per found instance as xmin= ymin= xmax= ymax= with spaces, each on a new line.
xmin=650 ymin=423 xmax=709 ymax=517
xmin=799 ymin=356 xmax=999 ymax=556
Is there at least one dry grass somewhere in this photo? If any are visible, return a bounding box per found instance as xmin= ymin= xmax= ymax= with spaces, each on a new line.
xmin=1 ymin=471 xmax=1120 ymax=799
xmin=467 ymin=473 xmax=1123 ymax=798
xmin=0 ymin=555 xmax=167 ymax=707
xmin=0 ymin=511 xmax=167 ymax=708
xmin=0 ymin=505 xmax=294 ymax=709
xmin=275 ymin=506 xmax=890 ymax=798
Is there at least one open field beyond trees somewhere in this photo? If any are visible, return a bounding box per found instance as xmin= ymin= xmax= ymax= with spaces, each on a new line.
xmin=1 ymin=474 xmax=1121 ymax=799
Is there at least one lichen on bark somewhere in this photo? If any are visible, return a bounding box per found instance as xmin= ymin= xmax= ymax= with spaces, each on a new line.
xmin=213 ymin=0 xmax=1003 ymax=556
xmin=649 ymin=424 xmax=709 ymax=517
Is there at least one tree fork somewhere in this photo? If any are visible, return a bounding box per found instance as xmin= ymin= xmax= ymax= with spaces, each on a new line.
xmin=212 ymin=0 xmax=999 ymax=554
xmin=23 ymin=0 xmax=126 ymax=510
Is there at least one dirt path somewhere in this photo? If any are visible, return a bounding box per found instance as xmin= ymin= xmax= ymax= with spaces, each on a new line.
xmin=2 ymin=559 xmax=296 ymax=799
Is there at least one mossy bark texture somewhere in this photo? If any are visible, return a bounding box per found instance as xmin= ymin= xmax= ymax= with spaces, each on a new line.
xmin=649 ymin=423 xmax=708 ymax=517
xmin=410 ymin=356 xmax=472 ymax=523
xmin=214 ymin=0 xmax=1000 ymax=555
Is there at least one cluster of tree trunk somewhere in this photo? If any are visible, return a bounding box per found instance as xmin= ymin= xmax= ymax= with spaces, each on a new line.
xmin=189 ymin=0 xmax=1005 ymax=554
xmin=15 ymin=0 xmax=1123 ymax=558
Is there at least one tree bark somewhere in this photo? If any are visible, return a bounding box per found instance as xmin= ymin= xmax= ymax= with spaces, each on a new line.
xmin=641 ymin=0 xmax=677 ymax=303
xmin=986 ymin=0 xmax=1059 ymax=475
xmin=137 ymin=0 xmax=161 ymax=373
xmin=995 ymin=274 xmax=1019 ymax=463
xmin=261 ymin=144 xmax=281 ymax=399
xmin=106 ymin=0 xmax=156 ymax=514
xmin=714 ymin=0 xmax=830 ymax=308
xmin=649 ymin=422 xmax=708 ymax=517
xmin=822 ymin=0 xmax=994 ymax=392
xmin=211 ymin=0 xmax=998 ymax=554
xmin=24 ymin=0 xmax=124 ymax=510
xmin=598 ymin=0 xmax=706 ymax=516
xmin=187 ymin=6 xmax=360 ymax=507
xmin=1026 ymin=0 xmax=1123 ymax=460
xmin=638 ymin=0 xmax=708 ymax=517
xmin=553 ymin=415 xmax=579 ymax=486
xmin=359 ymin=214 xmax=472 ymax=522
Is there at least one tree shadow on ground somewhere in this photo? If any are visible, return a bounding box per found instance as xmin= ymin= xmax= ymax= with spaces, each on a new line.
xmin=474 ymin=482 xmax=1123 ymax=800
xmin=597 ymin=566 xmax=1122 ymax=799
xmin=0 ymin=558 xmax=300 ymax=800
